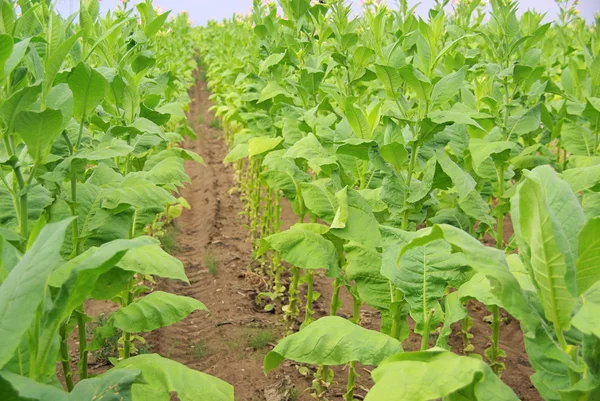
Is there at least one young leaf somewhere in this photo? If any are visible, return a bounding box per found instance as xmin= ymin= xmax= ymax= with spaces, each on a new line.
xmin=264 ymin=316 xmax=402 ymax=374
xmin=429 ymin=68 xmax=465 ymax=111
xmin=112 ymin=291 xmax=207 ymax=333
xmin=68 ymin=62 xmax=109 ymax=121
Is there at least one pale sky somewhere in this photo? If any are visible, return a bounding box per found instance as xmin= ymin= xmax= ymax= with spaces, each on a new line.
xmin=54 ymin=0 xmax=600 ymax=26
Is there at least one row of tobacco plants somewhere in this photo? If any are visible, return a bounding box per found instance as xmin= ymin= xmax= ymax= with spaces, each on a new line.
xmin=197 ymin=0 xmax=600 ymax=400
xmin=0 ymin=1 xmax=233 ymax=400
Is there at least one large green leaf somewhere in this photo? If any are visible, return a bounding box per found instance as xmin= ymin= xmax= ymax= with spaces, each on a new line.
xmin=344 ymin=100 xmax=370 ymax=139
xmin=117 ymin=244 xmax=187 ymax=282
xmin=512 ymin=168 xmax=579 ymax=330
xmin=116 ymin=354 xmax=234 ymax=401
xmin=112 ymin=291 xmax=207 ymax=333
xmin=259 ymin=224 xmax=338 ymax=273
xmin=300 ymin=179 xmax=339 ymax=224
xmin=366 ymin=350 xmax=519 ymax=401
xmin=0 ymin=34 xmax=13 ymax=75
xmin=389 ymin=238 xmax=465 ymax=332
xmin=0 ymin=181 xmax=52 ymax=232
xmin=468 ymin=139 xmax=515 ymax=178
xmin=101 ymin=178 xmax=175 ymax=211
xmin=397 ymin=225 xmax=538 ymax=332
xmin=264 ymin=316 xmax=402 ymax=374
xmin=68 ymin=62 xmax=109 ymax=121
xmin=14 ymin=109 xmax=64 ymax=161
xmin=561 ymin=120 xmax=595 ymax=157
xmin=248 ymin=136 xmax=283 ymax=158
xmin=508 ymin=104 xmax=542 ymax=137
xmin=0 ymin=219 xmax=71 ymax=368
xmin=0 ymin=84 xmax=42 ymax=133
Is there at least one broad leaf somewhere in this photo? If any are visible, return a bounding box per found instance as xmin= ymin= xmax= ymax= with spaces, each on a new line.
xmin=112 ymin=291 xmax=207 ymax=333
xmin=264 ymin=316 xmax=402 ymax=373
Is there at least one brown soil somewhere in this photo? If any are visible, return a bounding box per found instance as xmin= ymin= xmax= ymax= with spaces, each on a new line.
xmin=71 ymin=76 xmax=541 ymax=401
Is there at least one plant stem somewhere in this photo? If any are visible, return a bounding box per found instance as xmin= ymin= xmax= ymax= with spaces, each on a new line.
xmin=330 ymin=278 xmax=341 ymax=316
xmin=421 ymin=308 xmax=434 ymax=351
xmin=489 ymin=305 xmax=502 ymax=375
xmin=401 ymin=142 xmax=419 ymax=230
xmin=14 ymin=166 xmax=28 ymax=239
xmin=123 ymin=290 xmax=134 ymax=359
xmin=345 ymin=287 xmax=362 ymax=401
xmin=288 ymin=266 xmax=300 ymax=319
xmin=76 ymin=309 xmax=88 ymax=379
xmin=59 ymin=324 xmax=74 ymax=391
xmin=303 ymin=270 xmax=314 ymax=327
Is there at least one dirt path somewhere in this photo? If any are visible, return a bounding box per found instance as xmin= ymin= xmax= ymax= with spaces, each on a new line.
xmin=151 ymin=76 xmax=541 ymax=401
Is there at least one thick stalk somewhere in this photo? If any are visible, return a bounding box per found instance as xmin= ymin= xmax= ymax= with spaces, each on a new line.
xmin=59 ymin=324 xmax=74 ymax=392
xmin=288 ymin=267 xmax=301 ymax=320
xmin=401 ymin=143 xmax=419 ymax=230
xmin=76 ymin=309 xmax=88 ymax=379
xmin=421 ymin=308 xmax=434 ymax=351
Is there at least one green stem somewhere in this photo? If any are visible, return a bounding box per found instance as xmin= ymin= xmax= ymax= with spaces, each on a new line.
xmin=14 ymin=166 xmax=28 ymax=239
xmin=302 ymin=270 xmax=314 ymax=327
xmin=401 ymin=142 xmax=419 ymax=230
xmin=75 ymin=117 xmax=85 ymax=151
xmin=59 ymin=324 xmax=74 ymax=392
xmin=123 ymin=290 xmax=134 ymax=359
xmin=330 ymin=278 xmax=342 ymax=316
xmin=421 ymin=308 xmax=434 ymax=351
xmin=345 ymin=288 xmax=362 ymax=401
xmin=76 ymin=309 xmax=88 ymax=379
xmin=288 ymin=266 xmax=300 ymax=319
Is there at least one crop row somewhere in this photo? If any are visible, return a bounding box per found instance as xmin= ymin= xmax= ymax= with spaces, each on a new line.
xmin=197 ymin=0 xmax=600 ymax=400
xmin=0 ymin=1 xmax=233 ymax=400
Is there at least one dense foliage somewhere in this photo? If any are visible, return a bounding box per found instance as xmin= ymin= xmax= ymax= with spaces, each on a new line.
xmin=197 ymin=0 xmax=600 ymax=400
xmin=0 ymin=0 xmax=233 ymax=400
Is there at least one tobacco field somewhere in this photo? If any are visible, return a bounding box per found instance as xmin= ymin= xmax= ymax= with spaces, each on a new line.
xmin=1 ymin=0 xmax=600 ymax=400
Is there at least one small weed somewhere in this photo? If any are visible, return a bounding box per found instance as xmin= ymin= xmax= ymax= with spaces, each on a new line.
xmin=289 ymin=388 xmax=299 ymax=401
xmin=197 ymin=114 xmax=205 ymax=124
xmin=190 ymin=339 xmax=211 ymax=360
xmin=209 ymin=118 xmax=221 ymax=129
xmin=246 ymin=328 xmax=276 ymax=350
xmin=88 ymin=314 xmax=120 ymax=364
xmin=165 ymin=340 xmax=181 ymax=359
xmin=205 ymin=253 xmax=218 ymax=276
xmin=160 ymin=223 xmax=180 ymax=254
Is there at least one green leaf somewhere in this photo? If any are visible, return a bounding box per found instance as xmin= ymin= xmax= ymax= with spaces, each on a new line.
xmin=3 ymin=38 xmax=30 ymax=80
xmin=261 ymin=150 xmax=310 ymax=199
xmin=248 ymin=136 xmax=283 ymax=158
xmin=260 ymin=225 xmax=338 ymax=272
xmin=112 ymin=291 xmax=207 ymax=333
xmin=0 ymin=84 xmax=42 ymax=133
xmin=344 ymin=100 xmax=370 ymax=139
xmin=571 ymin=282 xmax=600 ymax=338
xmin=101 ymin=178 xmax=175 ymax=211
xmin=345 ymin=242 xmax=390 ymax=312
xmin=284 ymin=133 xmax=337 ymax=175
xmin=335 ymin=138 xmax=376 ymax=161
xmin=0 ymin=369 xmax=67 ymax=400
xmin=116 ymin=354 xmax=234 ymax=401
xmin=45 ymin=32 xmax=82 ymax=95
xmin=563 ymin=165 xmax=600 ymax=193
xmin=14 ymin=109 xmax=64 ymax=161
xmin=117 ymin=244 xmax=188 ymax=282
xmin=561 ymin=120 xmax=595 ymax=156
xmin=259 ymin=52 xmax=286 ymax=75
xmin=379 ymin=142 xmax=408 ymax=172
xmin=576 ymin=217 xmax=600 ymax=295
xmin=0 ymin=34 xmax=14 ymax=76
xmin=264 ymin=316 xmax=402 ymax=374
xmin=468 ymin=139 xmax=515 ymax=177
xmin=68 ymin=62 xmax=109 ymax=121
xmin=223 ymin=143 xmax=249 ymax=164
xmin=512 ymin=167 xmax=580 ymax=330
xmin=508 ymin=104 xmax=542 ymax=136
xmin=330 ymin=187 xmax=381 ymax=247
xmin=375 ymin=64 xmax=402 ymax=98
xmin=429 ymin=68 xmax=465 ymax=111
xmin=0 ymin=218 xmax=72 ymax=367
xmin=366 ymin=350 xmax=519 ymax=401
xmin=428 ymin=110 xmax=482 ymax=128
xmin=436 ymin=151 xmax=494 ymax=225
xmin=300 ymin=179 xmax=339 ymax=224
xmin=257 ymin=81 xmax=289 ymax=103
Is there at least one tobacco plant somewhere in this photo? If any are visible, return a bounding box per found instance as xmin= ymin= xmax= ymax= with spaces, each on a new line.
xmin=0 ymin=0 xmax=234 ymax=400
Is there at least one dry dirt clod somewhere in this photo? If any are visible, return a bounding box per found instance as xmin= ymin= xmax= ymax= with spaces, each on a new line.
xmin=264 ymin=376 xmax=295 ymax=401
